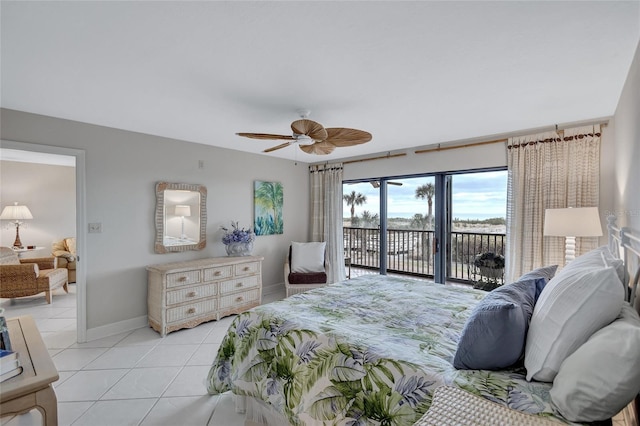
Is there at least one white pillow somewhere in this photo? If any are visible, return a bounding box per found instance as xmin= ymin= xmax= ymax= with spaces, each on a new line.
xmin=568 ymin=245 xmax=624 ymax=283
xmin=524 ymin=261 xmax=624 ymax=382
xmin=290 ymin=242 xmax=326 ymax=273
xmin=550 ymin=304 xmax=640 ymax=422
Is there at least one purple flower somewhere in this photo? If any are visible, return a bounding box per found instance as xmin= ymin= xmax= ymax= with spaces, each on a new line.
xmin=221 ymin=221 xmax=255 ymax=245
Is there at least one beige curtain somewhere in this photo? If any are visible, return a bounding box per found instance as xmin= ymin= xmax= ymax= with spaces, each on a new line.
xmin=506 ymin=125 xmax=601 ymax=281
xmin=309 ymin=163 xmax=346 ymax=284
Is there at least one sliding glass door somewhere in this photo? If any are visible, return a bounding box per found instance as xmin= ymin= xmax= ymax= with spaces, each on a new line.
xmin=343 ymin=169 xmax=506 ymax=284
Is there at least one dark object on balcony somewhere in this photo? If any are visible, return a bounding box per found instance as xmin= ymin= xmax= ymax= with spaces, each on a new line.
xmin=473 ymin=252 xmax=505 ymax=291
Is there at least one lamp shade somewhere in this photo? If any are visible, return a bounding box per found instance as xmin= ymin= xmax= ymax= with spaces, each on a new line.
xmin=174 ymin=205 xmax=191 ymax=217
xmin=0 ymin=202 xmax=33 ymax=220
xmin=543 ymin=207 xmax=603 ymax=237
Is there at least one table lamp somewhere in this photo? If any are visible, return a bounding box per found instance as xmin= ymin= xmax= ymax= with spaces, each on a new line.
xmin=543 ymin=207 xmax=602 ymax=264
xmin=0 ymin=202 xmax=34 ymax=249
xmin=175 ymin=205 xmax=191 ymax=239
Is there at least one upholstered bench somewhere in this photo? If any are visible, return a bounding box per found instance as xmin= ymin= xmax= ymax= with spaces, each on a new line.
xmin=0 ymin=247 xmax=69 ymax=304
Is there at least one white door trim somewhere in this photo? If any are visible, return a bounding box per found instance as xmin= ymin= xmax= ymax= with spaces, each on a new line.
xmin=1 ymin=140 xmax=87 ymax=342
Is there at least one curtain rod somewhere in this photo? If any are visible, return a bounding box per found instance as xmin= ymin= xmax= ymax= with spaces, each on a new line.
xmin=415 ymin=119 xmax=609 ymax=155
xmin=415 ymin=138 xmax=505 ymax=155
xmin=343 ymin=152 xmax=407 ymax=165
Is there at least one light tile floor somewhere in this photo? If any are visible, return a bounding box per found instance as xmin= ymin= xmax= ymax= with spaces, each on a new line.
xmin=0 ymin=284 xmax=285 ymax=426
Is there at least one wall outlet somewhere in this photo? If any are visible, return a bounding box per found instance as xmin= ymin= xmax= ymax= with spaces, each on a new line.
xmin=88 ymin=223 xmax=102 ymax=233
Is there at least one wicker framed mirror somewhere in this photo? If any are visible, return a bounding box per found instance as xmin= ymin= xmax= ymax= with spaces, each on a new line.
xmin=154 ymin=182 xmax=207 ymax=253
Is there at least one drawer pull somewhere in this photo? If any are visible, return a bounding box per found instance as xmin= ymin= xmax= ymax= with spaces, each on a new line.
xmin=214 ymin=271 xmax=221 ymax=276
xmin=178 ymin=276 xmax=189 ymax=282
xmin=236 ymin=296 xmax=244 ymax=303
xmin=187 ymin=291 xmax=197 ymax=297
xmin=236 ymin=282 xmax=243 ymax=288
xmin=187 ymin=307 xmax=196 ymax=314
xmin=243 ymin=266 xmax=250 ymax=271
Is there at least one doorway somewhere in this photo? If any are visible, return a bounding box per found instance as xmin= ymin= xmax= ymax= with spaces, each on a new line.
xmin=0 ymin=140 xmax=87 ymax=342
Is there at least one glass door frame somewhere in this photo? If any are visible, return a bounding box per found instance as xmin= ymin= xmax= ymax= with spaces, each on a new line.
xmin=343 ymin=166 xmax=506 ymax=283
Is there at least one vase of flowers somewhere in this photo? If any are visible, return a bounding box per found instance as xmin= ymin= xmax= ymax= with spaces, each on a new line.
xmin=221 ymin=222 xmax=255 ymax=256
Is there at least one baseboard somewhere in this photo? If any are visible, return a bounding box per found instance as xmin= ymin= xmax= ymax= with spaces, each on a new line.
xmin=85 ymin=315 xmax=148 ymax=342
xmin=262 ymin=282 xmax=284 ymax=296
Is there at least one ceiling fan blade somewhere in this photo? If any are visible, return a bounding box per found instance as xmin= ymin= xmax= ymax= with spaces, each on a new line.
xmin=299 ymin=141 xmax=336 ymax=155
xmin=324 ymin=128 xmax=372 ymax=147
xmin=371 ymin=180 xmax=402 ymax=188
xmin=291 ymin=119 xmax=328 ymax=141
xmin=263 ymin=141 xmax=292 ymax=153
xmin=236 ymin=133 xmax=295 ymax=140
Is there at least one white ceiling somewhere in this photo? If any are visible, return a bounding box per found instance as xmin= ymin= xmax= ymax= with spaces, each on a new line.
xmin=2 ymin=1 xmax=639 ymax=163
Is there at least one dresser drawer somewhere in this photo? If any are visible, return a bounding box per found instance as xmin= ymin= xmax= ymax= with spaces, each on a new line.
xmin=166 ymin=270 xmax=201 ymax=288
xmin=219 ymin=288 xmax=260 ymax=310
xmin=220 ymin=276 xmax=259 ymax=295
xmin=234 ymin=262 xmax=260 ymax=276
xmin=166 ymin=299 xmax=217 ymax=323
xmin=166 ymin=283 xmax=218 ymax=305
xmin=204 ymin=265 xmax=233 ymax=282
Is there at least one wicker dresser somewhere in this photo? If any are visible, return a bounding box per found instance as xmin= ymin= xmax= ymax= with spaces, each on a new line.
xmin=146 ymin=256 xmax=263 ymax=336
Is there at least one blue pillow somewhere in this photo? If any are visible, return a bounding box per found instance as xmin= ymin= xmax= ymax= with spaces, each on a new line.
xmin=453 ymin=277 xmax=546 ymax=370
xmin=518 ymin=265 xmax=558 ymax=301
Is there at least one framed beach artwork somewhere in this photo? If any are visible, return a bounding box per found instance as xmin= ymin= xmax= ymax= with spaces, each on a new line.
xmin=254 ymin=181 xmax=283 ymax=236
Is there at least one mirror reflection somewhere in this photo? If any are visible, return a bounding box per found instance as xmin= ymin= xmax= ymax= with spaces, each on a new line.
xmin=155 ymin=182 xmax=207 ymax=253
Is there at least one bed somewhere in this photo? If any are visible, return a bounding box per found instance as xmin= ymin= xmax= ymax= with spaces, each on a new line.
xmin=207 ymin=218 xmax=640 ymax=426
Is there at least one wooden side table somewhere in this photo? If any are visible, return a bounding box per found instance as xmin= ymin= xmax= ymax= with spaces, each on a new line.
xmin=11 ymin=247 xmax=46 ymax=259
xmin=0 ymin=316 xmax=59 ymax=426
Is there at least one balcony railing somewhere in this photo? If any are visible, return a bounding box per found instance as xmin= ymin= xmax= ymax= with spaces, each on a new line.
xmin=343 ymin=227 xmax=505 ymax=284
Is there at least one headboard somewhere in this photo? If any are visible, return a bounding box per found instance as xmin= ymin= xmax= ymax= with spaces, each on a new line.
xmin=607 ymin=216 xmax=640 ymax=313
xmin=607 ymin=216 xmax=640 ymax=426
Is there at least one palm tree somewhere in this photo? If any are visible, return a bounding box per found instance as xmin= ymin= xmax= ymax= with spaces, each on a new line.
xmin=361 ymin=210 xmax=379 ymax=228
xmin=410 ymin=213 xmax=429 ymax=230
xmin=415 ymin=183 xmax=435 ymax=229
xmin=343 ymin=191 xmax=367 ymax=224
xmin=415 ymin=183 xmax=435 ymax=263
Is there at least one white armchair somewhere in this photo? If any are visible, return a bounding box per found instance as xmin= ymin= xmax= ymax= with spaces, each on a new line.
xmin=284 ymin=242 xmax=328 ymax=297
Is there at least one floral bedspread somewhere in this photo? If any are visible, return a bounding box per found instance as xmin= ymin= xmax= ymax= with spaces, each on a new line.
xmin=207 ymin=275 xmax=565 ymax=425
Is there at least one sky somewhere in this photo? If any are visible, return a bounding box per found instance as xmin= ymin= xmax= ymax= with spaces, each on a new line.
xmin=343 ymin=170 xmax=507 ymax=220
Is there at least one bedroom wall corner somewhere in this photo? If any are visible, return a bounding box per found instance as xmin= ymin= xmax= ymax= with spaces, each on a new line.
xmin=612 ymin=40 xmax=640 ymax=232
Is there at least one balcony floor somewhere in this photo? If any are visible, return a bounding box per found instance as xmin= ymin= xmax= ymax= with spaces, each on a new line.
xmin=348 ymin=266 xmax=473 ymax=289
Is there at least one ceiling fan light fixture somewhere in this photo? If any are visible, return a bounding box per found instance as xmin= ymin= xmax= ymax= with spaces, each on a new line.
xmin=295 ymin=134 xmax=314 ymax=146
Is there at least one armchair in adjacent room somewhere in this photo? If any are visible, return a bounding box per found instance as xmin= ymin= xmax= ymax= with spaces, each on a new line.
xmin=52 ymin=237 xmax=76 ymax=283
xmin=0 ymin=247 xmax=69 ymax=304
xmin=284 ymin=241 xmax=328 ymax=297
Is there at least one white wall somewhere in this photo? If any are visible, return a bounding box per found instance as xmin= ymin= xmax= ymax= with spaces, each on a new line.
xmin=1 ymin=108 xmax=310 ymax=336
xmin=0 ymin=161 xmax=76 ymax=253
xmin=612 ymin=40 xmax=640 ymax=231
xmin=342 ymin=140 xmax=507 ymax=180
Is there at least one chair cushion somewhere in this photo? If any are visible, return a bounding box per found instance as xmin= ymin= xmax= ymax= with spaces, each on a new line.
xmin=64 ymin=237 xmax=77 ymax=255
xmin=0 ymin=247 xmax=20 ymax=265
xmin=290 ymin=242 xmax=326 ymax=273
xmin=288 ymin=272 xmax=327 ymax=285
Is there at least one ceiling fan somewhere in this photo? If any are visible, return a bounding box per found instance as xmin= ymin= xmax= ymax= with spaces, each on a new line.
xmin=347 ymin=180 xmax=403 ymax=188
xmin=370 ymin=181 xmax=402 ymax=188
xmin=236 ymin=111 xmax=372 ymax=155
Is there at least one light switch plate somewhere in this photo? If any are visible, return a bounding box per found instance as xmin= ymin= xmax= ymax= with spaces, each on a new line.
xmin=88 ymin=223 xmax=102 ymax=233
